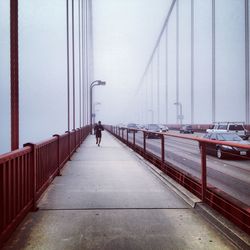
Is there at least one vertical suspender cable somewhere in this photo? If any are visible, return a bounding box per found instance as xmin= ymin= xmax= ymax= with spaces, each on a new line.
xmin=66 ymin=0 xmax=70 ymax=132
xmin=165 ymin=28 xmax=168 ymax=125
xmin=191 ymin=0 xmax=194 ymax=124
xmin=245 ymin=0 xmax=249 ymax=124
xmin=212 ymin=0 xmax=216 ymax=123
xmin=86 ymin=0 xmax=89 ymax=124
xmin=72 ymin=0 xmax=76 ymax=130
xmin=10 ymin=0 xmax=19 ymax=150
xmin=157 ymin=48 xmax=160 ymax=124
xmin=88 ymin=0 xmax=93 ymax=82
xmin=135 ymin=0 xmax=177 ymax=94
xmin=82 ymin=0 xmax=85 ymax=126
xmin=78 ymin=0 xmax=82 ymax=128
xmin=176 ymin=0 xmax=179 ymax=124
xmin=66 ymin=0 xmax=71 ymax=157
xmin=151 ymin=64 xmax=153 ymax=123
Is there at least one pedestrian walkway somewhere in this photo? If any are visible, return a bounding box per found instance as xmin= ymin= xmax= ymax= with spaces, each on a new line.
xmin=3 ymin=131 xmax=237 ymax=249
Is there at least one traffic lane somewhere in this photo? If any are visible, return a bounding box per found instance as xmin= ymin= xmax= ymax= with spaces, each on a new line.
xmin=148 ymin=139 xmax=250 ymax=205
xmin=131 ymin=132 xmax=250 ymax=171
xmin=136 ymin=135 xmax=250 ymax=186
xmin=164 ymin=136 xmax=250 ymax=174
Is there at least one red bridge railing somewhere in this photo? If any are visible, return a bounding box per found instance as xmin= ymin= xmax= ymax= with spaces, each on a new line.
xmin=106 ymin=125 xmax=250 ymax=235
xmin=0 ymin=125 xmax=90 ymax=246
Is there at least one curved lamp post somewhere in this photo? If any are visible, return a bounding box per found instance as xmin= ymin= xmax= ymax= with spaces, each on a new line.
xmin=90 ymin=80 xmax=106 ymax=134
xmin=93 ymin=102 xmax=101 ymax=125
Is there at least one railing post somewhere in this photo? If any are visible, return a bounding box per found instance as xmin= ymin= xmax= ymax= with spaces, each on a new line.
xmin=143 ymin=131 xmax=146 ymax=156
xmin=161 ymin=134 xmax=165 ymax=169
xmin=133 ymin=130 xmax=135 ymax=148
xmin=200 ymin=142 xmax=207 ymax=201
xmin=126 ymin=129 xmax=129 ymax=144
xmin=53 ymin=134 xmax=61 ymax=176
xmin=76 ymin=128 xmax=79 ymax=147
xmin=65 ymin=131 xmax=71 ymax=161
xmin=24 ymin=143 xmax=38 ymax=211
xmin=122 ymin=128 xmax=124 ymax=141
xmin=74 ymin=129 xmax=77 ymax=152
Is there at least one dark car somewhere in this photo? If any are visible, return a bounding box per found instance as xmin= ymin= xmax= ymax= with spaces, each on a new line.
xmin=180 ymin=125 xmax=194 ymax=134
xmin=202 ymin=132 xmax=250 ymax=159
xmin=127 ymin=123 xmax=138 ymax=133
xmin=145 ymin=124 xmax=161 ymax=138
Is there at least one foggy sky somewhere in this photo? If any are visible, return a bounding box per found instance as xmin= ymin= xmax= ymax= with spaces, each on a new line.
xmin=1 ymin=0 xmax=249 ymax=154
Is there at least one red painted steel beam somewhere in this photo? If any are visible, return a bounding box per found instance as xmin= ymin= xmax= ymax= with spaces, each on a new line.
xmin=10 ymin=0 xmax=19 ymax=150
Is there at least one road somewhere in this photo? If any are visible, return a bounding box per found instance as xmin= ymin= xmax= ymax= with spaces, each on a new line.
xmin=126 ymin=131 xmax=250 ymax=206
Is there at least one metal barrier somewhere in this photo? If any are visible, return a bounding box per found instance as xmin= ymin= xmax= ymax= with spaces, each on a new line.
xmin=0 ymin=125 xmax=90 ymax=246
xmin=107 ymin=125 xmax=250 ymax=235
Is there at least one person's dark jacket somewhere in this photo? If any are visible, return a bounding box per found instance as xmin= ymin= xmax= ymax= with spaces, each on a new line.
xmin=94 ymin=124 xmax=104 ymax=137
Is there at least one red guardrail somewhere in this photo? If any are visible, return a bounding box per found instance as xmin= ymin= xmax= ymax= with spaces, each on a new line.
xmin=107 ymin=125 xmax=250 ymax=235
xmin=0 ymin=147 xmax=33 ymax=245
xmin=0 ymin=125 xmax=91 ymax=246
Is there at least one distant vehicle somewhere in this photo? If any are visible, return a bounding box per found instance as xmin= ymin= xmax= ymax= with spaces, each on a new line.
xmin=127 ymin=123 xmax=138 ymax=133
xmin=159 ymin=124 xmax=169 ymax=132
xmin=206 ymin=122 xmax=249 ymax=140
xmin=137 ymin=124 xmax=145 ymax=129
xmin=201 ymin=132 xmax=250 ymax=159
xmin=180 ymin=125 xmax=194 ymax=134
xmin=145 ymin=124 xmax=161 ymax=138
xmin=117 ymin=123 xmax=125 ymax=129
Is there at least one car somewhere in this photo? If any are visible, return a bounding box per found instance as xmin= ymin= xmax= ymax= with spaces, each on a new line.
xmin=206 ymin=122 xmax=249 ymax=140
xmin=180 ymin=125 xmax=194 ymax=134
xmin=202 ymin=132 xmax=250 ymax=159
xmin=127 ymin=123 xmax=138 ymax=133
xmin=144 ymin=124 xmax=161 ymax=138
xmin=137 ymin=124 xmax=145 ymax=129
xmin=159 ymin=124 xmax=169 ymax=132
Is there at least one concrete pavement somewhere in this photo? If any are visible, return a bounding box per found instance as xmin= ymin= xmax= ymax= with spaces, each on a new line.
xmin=3 ymin=131 xmax=238 ymax=249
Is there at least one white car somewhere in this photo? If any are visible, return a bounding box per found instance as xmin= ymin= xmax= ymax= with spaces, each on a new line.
xmin=206 ymin=122 xmax=249 ymax=140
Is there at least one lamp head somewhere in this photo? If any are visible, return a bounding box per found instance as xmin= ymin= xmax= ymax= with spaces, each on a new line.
xmin=98 ymin=81 xmax=106 ymax=85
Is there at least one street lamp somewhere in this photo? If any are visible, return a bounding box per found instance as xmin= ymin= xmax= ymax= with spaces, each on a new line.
xmin=90 ymin=80 xmax=106 ymax=134
xmin=174 ymin=102 xmax=183 ymax=125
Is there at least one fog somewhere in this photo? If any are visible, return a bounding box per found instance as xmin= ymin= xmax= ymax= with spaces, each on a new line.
xmin=92 ymin=0 xmax=172 ymax=124
xmin=1 ymin=0 xmax=249 ymax=154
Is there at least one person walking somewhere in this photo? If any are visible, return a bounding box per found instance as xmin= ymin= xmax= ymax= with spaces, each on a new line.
xmin=94 ymin=121 xmax=104 ymax=146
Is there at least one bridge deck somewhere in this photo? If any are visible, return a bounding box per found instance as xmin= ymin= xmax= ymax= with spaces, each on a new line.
xmin=3 ymin=132 xmax=236 ymax=249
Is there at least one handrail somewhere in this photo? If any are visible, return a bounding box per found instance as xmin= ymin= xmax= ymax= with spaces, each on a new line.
xmin=0 ymin=146 xmax=32 ymax=164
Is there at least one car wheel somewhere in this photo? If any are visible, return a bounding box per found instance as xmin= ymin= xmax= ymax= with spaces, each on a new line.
xmin=216 ymin=148 xmax=223 ymax=159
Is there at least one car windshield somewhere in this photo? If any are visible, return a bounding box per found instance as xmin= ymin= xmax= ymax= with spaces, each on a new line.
xmin=148 ymin=124 xmax=160 ymax=130
xmin=218 ymin=125 xmax=227 ymax=129
xmin=127 ymin=123 xmax=136 ymax=128
xmin=216 ymin=133 xmax=242 ymax=141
